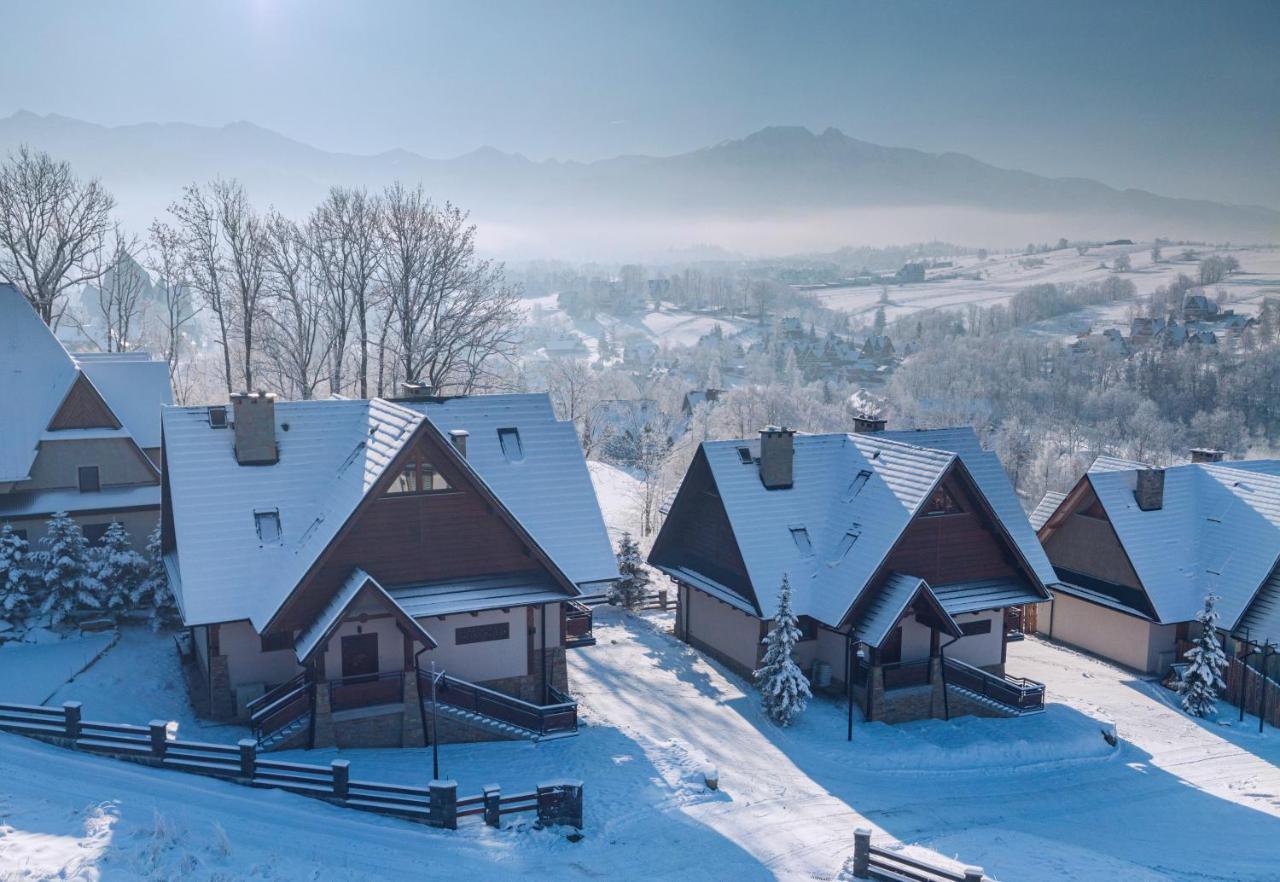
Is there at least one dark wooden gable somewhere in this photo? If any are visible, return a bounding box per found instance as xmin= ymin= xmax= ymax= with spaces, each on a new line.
xmin=270 ymin=421 xmax=571 ymax=634
xmin=1041 ymin=480 xmax=1144 ymax=590
xmin=648 ymin=446 xmax=759 ymax=612
xmin=47 ymin=373 xmax=121 ymax=431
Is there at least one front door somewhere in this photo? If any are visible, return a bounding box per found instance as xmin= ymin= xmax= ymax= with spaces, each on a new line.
xmin=341 ymin=633 xmax=379 ymax=680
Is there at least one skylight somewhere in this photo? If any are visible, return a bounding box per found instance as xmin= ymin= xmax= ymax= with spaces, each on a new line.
xmin=835 ymin=527 xmax=861 ymax=560
xmin=789 ymin=526 xmax=812 ymax=554
xmin=737 ymin=447 xmax=753 ymax=464
xmin=208 ymin=406 xmax=228 ymax=429
xmin=498 ymin=427 xmax=524 ymax=462
xmin=254 ymin=509 xmax=281 ymax=543
xmin=847 ymin=469 xmax=871 ymax=499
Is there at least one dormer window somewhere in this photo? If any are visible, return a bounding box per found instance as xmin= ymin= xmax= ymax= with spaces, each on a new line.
xmin=254 ymin=509 xmax=281 ymax=543
xmin=208 ymin=406 xmax=228 ymax=429
xmin=789 ymin=526 xmax=812 ymax=554
xmin=498 ymin=427 xmax=524 ymax=462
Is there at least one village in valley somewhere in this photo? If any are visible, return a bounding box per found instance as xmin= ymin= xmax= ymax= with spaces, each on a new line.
xmin=2 ymin=4 xmax=1280 ymax=881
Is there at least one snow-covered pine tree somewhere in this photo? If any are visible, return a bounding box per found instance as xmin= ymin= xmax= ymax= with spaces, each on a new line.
xmin=134 ymin=525 xmax=180 ymax=630
xmin=89 ymin=521 xmax=145 ymax=619
xmin=0 ymin=523 xmax=35 ymax=627
xmin=610 ymin=531 xmax=650 ymax=610
xmin=754 ymin=574 xmax=812 ymax=726
xmin=39 ymin=512 xmax=101 ymax=627
xmin=1179 ymin=593 xmax=1227 ymax=718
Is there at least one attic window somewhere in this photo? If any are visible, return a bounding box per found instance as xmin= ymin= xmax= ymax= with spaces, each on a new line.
xmin=789 ymin=526 xmax=813 ymax=554
xmin=208 ymin=406 xmax=228 ymax=429
xmin=254 ymin=509 xmax=281 ymax=543
xmin=848 ymin=470 xmax=871 ymax=499
xmin=835 ymin=527 xmax=861 ymax=559
xmin=924 ymin=485 xmax=963 ymax=516
xmin=737 ymin=447 xmax=754 ymax=465
xmin=498 ymin=427 xmax=524 ymax=462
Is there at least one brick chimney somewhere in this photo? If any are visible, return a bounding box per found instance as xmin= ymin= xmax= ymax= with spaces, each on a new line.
xmin=230 ymin=391 xmax=278 ymax=465
xmin=1190 ymin=447 xmax=1224 ymax=464
xmin=852 ymin=413 xmax=887 ymax=434
xmin=1135 ymin=468 xmax=1164 ymax=511
xmin=400 ymin=381 xmax=434 ymax=400
xmin=448 ymin=429 xmax=469 ymax=458
xmin=759 ymin=426 xmax=794 ymax=489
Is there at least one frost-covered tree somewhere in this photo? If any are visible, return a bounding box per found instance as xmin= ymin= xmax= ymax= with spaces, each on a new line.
xmin=89 ymin=521 xmax=145 ymax=619
xmin=134 ymin=525 xmax=180 ymax=629
xmin=610 ymin=532 xmax=650 ymax=610
xmin=0 ymin=523 xmax=36 ymax=626
xmin=754 ymin=575 xmax=812 ymax=726
xmin=39 ymin=512 xmax=101 ymax=626
xmin=1179 ymin=593 xmax=1227 ymax=718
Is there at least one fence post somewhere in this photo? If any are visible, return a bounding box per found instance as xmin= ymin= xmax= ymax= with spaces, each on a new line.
xmin=149 ymin=720 xmax=168 ymax=757
xmin=238 ymin=738 xmax=257 ymax=779
xmin=63 ymin=701 xmax=82 ymax=740
xmin=852 ymin=828 xmax=871 ymax=878
xmin=659 ymin=589 xmax=669 ymax=611
xmin=482 ymin=784 xmax=501 ymax=827
xmin=963 ymin=868 xmax=985 ymax=882
xmin=429 ymin=779 xmax=458 ymax=830
xmin=536 ymin=780 xmax=583 ymax=829
xmin=331 ymin=759 xmax=350 ymax=800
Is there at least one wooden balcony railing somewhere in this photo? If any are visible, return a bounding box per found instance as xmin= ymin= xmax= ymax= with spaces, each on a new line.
xmin=329 ymin=671 xmax=405 ymax=712
xmin=943 ymin=657 xmax=1045 ymax=711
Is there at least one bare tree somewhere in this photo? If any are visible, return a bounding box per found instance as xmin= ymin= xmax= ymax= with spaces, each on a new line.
xmin=262 ymin=212 xmax=327 ymax=399
xmin=380 ymin=184 xmax=521 ymax=394
xmin=73 ymin=226 xmax=148 ymax=352
xmin=147 ymin=221 xmax=200 ymax=396
xmin=0 ymin=146 xmax=115 ymax=324
xmin=310 ymin=187 xmax=381 ymax=396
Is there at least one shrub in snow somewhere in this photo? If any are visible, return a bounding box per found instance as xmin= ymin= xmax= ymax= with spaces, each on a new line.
xmin=610 ymin=532 xmax=650 ymax=610
xmin=39 ymin=511 xmax=101 ymax=627
xmin=0 ymin=523 xmax=36 ymax=626
xmin=89 ymin=521 xmax=146 ymax=619
xmin=1178 ymin=593 xmax=1227 ymax=718
xmin=753 ymin=574 xmax=811 ymax=726
xmin=136 ymin=525 xmax=181 ymax=630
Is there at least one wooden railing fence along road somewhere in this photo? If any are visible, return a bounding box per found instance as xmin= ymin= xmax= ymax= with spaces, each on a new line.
xmin=0 ymin=700 xmax=583 ymax=831
xmin=850 ymin=828 xmax=986 ymax=882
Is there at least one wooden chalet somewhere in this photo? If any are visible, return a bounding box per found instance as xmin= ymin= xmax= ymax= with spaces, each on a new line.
xmin=649 ymin=425 xmax=1056 ymax=724
xmin=162 ymin=390 xmax=616 ymax=750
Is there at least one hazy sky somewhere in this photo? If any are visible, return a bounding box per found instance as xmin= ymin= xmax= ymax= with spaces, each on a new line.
xmin=3 ymin=0 xmax=1277 ymax=207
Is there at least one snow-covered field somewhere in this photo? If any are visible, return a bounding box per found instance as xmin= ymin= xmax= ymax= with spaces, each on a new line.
xmin=814 ymin=245 xmax=1280 ymax=334
xmin=587 ymin=461 xmax=643 ymax=548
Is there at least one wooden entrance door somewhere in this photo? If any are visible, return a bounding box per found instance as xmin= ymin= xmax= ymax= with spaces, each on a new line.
xmin=341 ymin=633 xmax=379 ymax=680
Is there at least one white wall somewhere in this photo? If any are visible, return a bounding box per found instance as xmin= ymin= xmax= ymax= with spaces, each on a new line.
xmin=1039 ymin=592 xmax=1174 ymax=674
xmin=900 ymin=614 xmax=933 ymax=661
xmin=418 ymin=606 xmax=530 ymax=683
xmin=321 ymin=616 xmax=407 ymax=682
xmin=947 ymin=611 xmax=1004 ymax=668
xmin=220 ymin=619 xmax=302 ymax=688
xmin=686 ymin=587 xmax=762 ymax=674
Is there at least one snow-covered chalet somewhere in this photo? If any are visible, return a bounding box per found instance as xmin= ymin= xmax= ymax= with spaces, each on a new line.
xmin=649 ymin=425 xmax=1057 ymax=724
xmin=0 ymin=284 xmax=171 ymax=552
xmin=1031 ymin=451 xmax=1280 ymax=674
xmin=161 ymin=389 xmax=617 ymax=749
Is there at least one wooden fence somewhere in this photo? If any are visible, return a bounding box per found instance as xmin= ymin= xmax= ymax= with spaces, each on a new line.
xmin=1224 ymin=655 xmax=1280 ymax=729
xmin=581 ymin=590 xmax=673 ymax=612
xmin=0 ymin=701 xmax=583 ymax=830
xmin=850 ymin=829 xmax=985 ymax=882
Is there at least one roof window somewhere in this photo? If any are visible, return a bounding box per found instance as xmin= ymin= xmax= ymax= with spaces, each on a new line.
xmin=254 ymin=509 xmax=281 ymax=543
xmin=835 ymin=527 xmax=861 ymax=560
xmin=737 ymin=447 xmax=754 ymax=465
xmin=498 ymin=427 xmax=524 ymax=462
xmin=208 ymin=406 xmax=228 ymax=429
xmin=847 ymin=469 xmax=871 ymax=499
xmin=789 ymin=526 xmax=812 ymax=554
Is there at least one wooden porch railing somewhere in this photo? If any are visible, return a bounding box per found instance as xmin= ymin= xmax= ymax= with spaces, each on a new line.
xmin=422 ymin=671 xmax=578 ymax=737
xmin=564 ymin=600 xmax=596 ymax=648
xmin=248 ymin=673 xmax=311 ymax=743
xmin=943 ymin=657 xmax=1045 ymax=711
xmin=329 ymin=671 xmax=404 ymax=711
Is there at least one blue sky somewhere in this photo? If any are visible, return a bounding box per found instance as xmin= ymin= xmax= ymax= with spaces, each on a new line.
xmin=2 ymin=0 xmax=1277 ymax=206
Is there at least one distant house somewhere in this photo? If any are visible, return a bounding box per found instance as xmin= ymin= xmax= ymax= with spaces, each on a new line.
xmin=542 ymin=334 xmax=588 ymax=358
xmin=1182 ymin=290 xmax=1220 ymax=322
xmin=861 ymin=334 xmax=896 ymax=363
xmin=162 ymin=390 xmax=616 ymax=748
xmin=1128 ymin=317 xmax=1167 ymax=345
xmin=779 ymin=317 xmax=805 ymax=338
xmin=0 ymin=285 xmax=171 ymax=551
xmin=649 ymin=425 xmax=1056 ymax=724
xmin=1033 ymin=453 xmax=1280 ymax=674
xmin=895 ymin=263 xmax=926 ymax=284
xmin=682 ymin=388 xmax=723 ymax=416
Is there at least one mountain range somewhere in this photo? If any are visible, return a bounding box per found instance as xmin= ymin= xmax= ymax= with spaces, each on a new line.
xmin=1 ymin=111 xmax=1274 ymax=258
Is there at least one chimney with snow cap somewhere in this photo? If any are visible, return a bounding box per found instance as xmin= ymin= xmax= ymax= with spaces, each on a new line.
xmin=400 ymin=381 xmax=434 ymax=400
xmin=1135 ymin=467 xmax=1164 ymax=511
xmin=449 ymin=429 xmax=469 ymax=458
xmin=1190 ymin=448 xmax=1224 ymax=464
xmin=759 ymin=426 xmax=794 ymax=489
xmin=852 ymin=413 xmax=887 ymax=434
xmin=230 ymin=391 xmax=278 ymax=465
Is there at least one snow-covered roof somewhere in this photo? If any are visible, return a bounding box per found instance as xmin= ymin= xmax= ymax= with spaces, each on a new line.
xmin=931 ymin=577 xmax=1046 ymax=615
xmin=409 ymin=393 xmax=618 ymax=590
xmin=0 ymin=285 xmax=78 ymax=483
xmin=165 ymin=392 xmax=613 ymax=629
xmin=76 ymin=354 xmax=172 ymax=449
xmin=1081 ymin=458 xmax=1280 ymax=633
xmin=689 ymin=428 xmax=1052 ymax=626
xmin=295 ymin=568 xmax=436 ymax=662
xmin=388 ymin=572 xmax=567 ymax=618
xmin=850 ymin=573 xmax=960 ymax=648
xmin=1029 ymin=491 xmax=1067 ymax=531
xmin=878 ymin=428 xmax=1059 ymax=589
xmin=164 ymin=398 xmax=425 ymax=628
xmin=0 ymin=285 xmax=170 ymax=483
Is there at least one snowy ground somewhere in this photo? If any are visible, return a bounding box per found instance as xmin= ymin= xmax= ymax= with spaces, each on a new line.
xmin=587 ymin=461 xmax=644 ymax=548
xmin=0 ymin=632 xmax=118 ymax=705
xmin=2 ymin=613 xmax=1277 ymax=881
